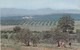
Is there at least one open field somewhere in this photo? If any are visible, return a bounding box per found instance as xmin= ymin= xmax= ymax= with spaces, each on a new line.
xmin=0 ymin=25 xmax=16 ymax=31
xmin=1 ymin=42 xmax=80 ymax=50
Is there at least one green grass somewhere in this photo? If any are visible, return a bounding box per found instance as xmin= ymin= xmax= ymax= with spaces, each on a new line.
xmin=1 ymin=39 xmax=21 ymax=50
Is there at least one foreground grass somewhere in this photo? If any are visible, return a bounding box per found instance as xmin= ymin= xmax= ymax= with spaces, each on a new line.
xmin=1 ymin=39 xmax=80 ymax=50
xmin=1 ymin=46 xmax=80 ymax=50
xmin=1 ymin=39 xmax=21 ymax=50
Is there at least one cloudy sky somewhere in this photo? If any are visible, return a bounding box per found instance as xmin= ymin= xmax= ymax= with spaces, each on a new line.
xmin=0 ymin=0 xmax=80 ymax=10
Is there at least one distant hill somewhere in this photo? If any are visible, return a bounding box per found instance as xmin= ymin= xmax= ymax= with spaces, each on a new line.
xmin=1 ymin=8 xmax=80 ymax=25
xmin=1 ymin=8 xmax=80 ymax=17
xmin=1 ymin=13 xmax=80 ymax=25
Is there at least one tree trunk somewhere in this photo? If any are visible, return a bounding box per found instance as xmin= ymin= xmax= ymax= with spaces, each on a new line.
xmin=27 ymin=41 xmax=30 ymax=46
xmin=57 ymin=41 xmax=60 ymax=47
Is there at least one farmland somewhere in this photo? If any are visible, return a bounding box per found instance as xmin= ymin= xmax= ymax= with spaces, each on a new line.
xmin=1 ymin=20 xmax=80 ymax=32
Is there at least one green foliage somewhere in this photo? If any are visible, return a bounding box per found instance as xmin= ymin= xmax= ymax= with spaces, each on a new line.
xmin=1 ymin=30 xmax=14 ymax=39
xmin=57 ymin=15 xmax=74 ymax=33
xmin=53 ymin=15 xmax=74 ymax=42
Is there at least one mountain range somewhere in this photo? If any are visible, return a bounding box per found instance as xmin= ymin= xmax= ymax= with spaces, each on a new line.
xmin=1 ymin=8 xmax=80 ymax=17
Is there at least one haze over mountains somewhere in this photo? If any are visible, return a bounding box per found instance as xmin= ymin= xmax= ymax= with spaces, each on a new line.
xmin=1 ymin=8 xmax=80 ymax=17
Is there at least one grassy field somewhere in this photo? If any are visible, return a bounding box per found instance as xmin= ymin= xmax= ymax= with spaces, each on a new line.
xmin=1 ymin=39 xmax=80 ymax=50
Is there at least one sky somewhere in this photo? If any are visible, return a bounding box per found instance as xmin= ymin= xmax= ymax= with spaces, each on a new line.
xmin=0 ymin=0 xmax=80 ymax=10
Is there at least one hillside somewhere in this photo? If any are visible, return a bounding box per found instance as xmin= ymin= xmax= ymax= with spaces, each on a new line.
xmin=1 ymin=8 xmax=80 ymax=17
